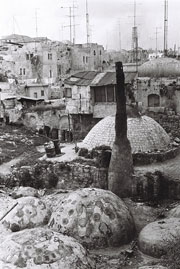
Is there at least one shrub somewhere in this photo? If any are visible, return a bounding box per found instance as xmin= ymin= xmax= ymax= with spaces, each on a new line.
xmin=78 ymin=147 xmax=89 ymax=157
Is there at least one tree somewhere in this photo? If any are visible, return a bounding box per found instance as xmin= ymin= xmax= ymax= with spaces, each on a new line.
xmin=108 ymin=62 xmax=134 ymax=198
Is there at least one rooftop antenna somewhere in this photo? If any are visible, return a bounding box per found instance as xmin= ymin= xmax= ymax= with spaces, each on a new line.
xmin=86 ymin=0 xmax=90 ymax=44
xmin=12 ymin=16 xmax=15 ymax=35
xmin=131 ymin=0 xmax=138 ymax=72
xmin=72 ymin=0 xmax=77 ymax=44
xmin=164 ymin=0 xmax=168 ymax=56
xmin=61 ymin=5 xmax=78 ymax=44
xmin=34 ymin=9 xmax=39 ymax=52
xmin=118 ymin=20 xmax=121 ymax=51
xmin=155 ymin=27 xmax=161 ymax=57
xmin=106 ymin=30 xmax=108 ymax=51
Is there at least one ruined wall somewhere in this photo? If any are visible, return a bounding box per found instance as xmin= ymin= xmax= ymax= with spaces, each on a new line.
xmin=72 ymin=114 xmax=100 ymax=140
xmin=136 ymin=77 xmax=180 ymax=113
xmin=23 ymin=110 xmax=61 ymax=130
xmin=6 ymin=160 xmax=180 ymax=201
xmin=148 ymin=112 xmax=180 ymax=138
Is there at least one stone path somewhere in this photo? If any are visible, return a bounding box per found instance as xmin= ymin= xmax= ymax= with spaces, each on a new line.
xmin=40 ymin=142 xmax=83 ymax=163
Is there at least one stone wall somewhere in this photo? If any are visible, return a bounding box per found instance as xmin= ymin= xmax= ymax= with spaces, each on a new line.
xmin=6 ymin=160 xmax=180 ymax=201
xmin=93 ymin=103 xmax=116 ymax=118
xmin=6 ymin=161 xmax=108 ymax=190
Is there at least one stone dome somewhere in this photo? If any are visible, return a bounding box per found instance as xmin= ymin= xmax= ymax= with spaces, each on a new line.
xmin=82 ymin=115 xmax=170 ymax=154
xmin=138 ymin=58 xmax=180 ymax=78
xmin=48 ymin=188 xmax=135 ymax=249
xmin=0 ymin=227 xmax=94 ymax=269
xmin=2 ymin=197 xmax=51 ymax=232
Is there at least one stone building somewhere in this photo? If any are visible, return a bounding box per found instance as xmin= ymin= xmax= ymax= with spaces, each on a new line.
xmin=0 ymin=35 xmax=71 ymax=85
xmin=24 ymin=84 xmax=50 ymax=100
xmin=137 ymin=57 xmax=180 ymax=114
xmin=63 ymin=71 xmax=99 ymax=139
xmin=71 ymin=43 xmax=105 ymax=72
xmin=91 ymin=71 xmax=137 ymax=118
xmin=63 ymin=70 xmax=137 ymax=139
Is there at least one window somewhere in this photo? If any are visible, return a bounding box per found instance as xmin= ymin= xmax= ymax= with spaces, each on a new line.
xmin=94 ymin=50 xmax=96 ymax=56
xmin=23 ymin=68 xmax=26 ymax=75
xmin=34 ymin=92 xmax=37 ymax=98
xmin=86 ymin=56 xmax=88 ymax=63
xmin=83 ymin=56 xmax=85 ymax=63
xmin=41 ymin=90 xmax=44 ymax=97
xmin=100 ymin=50 xmax=102 ymax=55
xmin=107 ymin=86 xmax=115 ymax=102
xmin=49 ymin=70 xmax=52 ymax=78
xmin=94 ymin=87 xmax=106 ymax=102
xmin=64 ymin=88 xmax=72 ymax=98
xmin=148 ymin=94 xmax=160 ymax=107
xmin=26 ymin=54 xmax=30 ymax=60
xmin=48 ymin=53 xmax=52 ymax=60
xmin=19 ymin=68 xmax=22 ymax=75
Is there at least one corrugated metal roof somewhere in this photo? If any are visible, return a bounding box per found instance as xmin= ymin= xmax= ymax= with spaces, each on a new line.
xmin=64 ymin=71 xmax=99 ymax=86
xmin=91 ymin=72 xmax=137 ymax=86
xmin=64 ymin=71 xmax=137 ymax=87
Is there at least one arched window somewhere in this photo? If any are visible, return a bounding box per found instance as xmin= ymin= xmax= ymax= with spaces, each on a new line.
xmin=148 ymin=94 xmax=160 ymax=107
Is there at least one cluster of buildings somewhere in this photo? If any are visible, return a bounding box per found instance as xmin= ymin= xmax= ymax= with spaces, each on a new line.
xmin=1 ymin=33 xmax=180 ymax=141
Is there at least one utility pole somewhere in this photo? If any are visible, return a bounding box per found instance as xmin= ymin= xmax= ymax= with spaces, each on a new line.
xmin=164 ymin=0 xmax=168 ymax=56
xmin=86 ymin=0 xmax=90 ymax=44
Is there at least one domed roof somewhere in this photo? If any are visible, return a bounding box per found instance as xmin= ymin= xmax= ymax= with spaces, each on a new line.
xmin=138 ymin=58 xmax=180 ymax=78
xmin=82 ymin=115 xmax=170 ymax=154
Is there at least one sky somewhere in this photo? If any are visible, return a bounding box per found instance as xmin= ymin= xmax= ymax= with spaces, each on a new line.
xmin=0 ymin=0 xmax=179 ymax=51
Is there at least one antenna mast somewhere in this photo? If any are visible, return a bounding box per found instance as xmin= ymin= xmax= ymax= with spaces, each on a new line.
xmin=12 ymin=16 xmax=15 ymax=35
xmin=35 ymin=9 xmax=39 ymax=52
xmin=164 ymin=0 xmax=168 ymax=56
xmin=118 ymin=20 xmax=121 ymax=51
xmin=131 ymin=0 xmax=138 ymax=71
xmin=86 ymin=0 xmax=90 ymax=44
xmin=72 ymin=0 xmax=76 ymax=44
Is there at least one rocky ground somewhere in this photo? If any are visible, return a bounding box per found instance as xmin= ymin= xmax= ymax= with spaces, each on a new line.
xmin=0 ymin=124 xmax=48 ymax=168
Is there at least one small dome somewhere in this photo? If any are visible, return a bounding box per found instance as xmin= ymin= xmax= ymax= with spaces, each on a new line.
xmin=0 ymin=227 xmax=94 ymax=268
xmin=138 ymin=58 xmax=180 ymax=78
xmin=82 ymin=115 xmax=170 ymax=154
xmin=48 ymin=188 xmax=135 ymax=249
